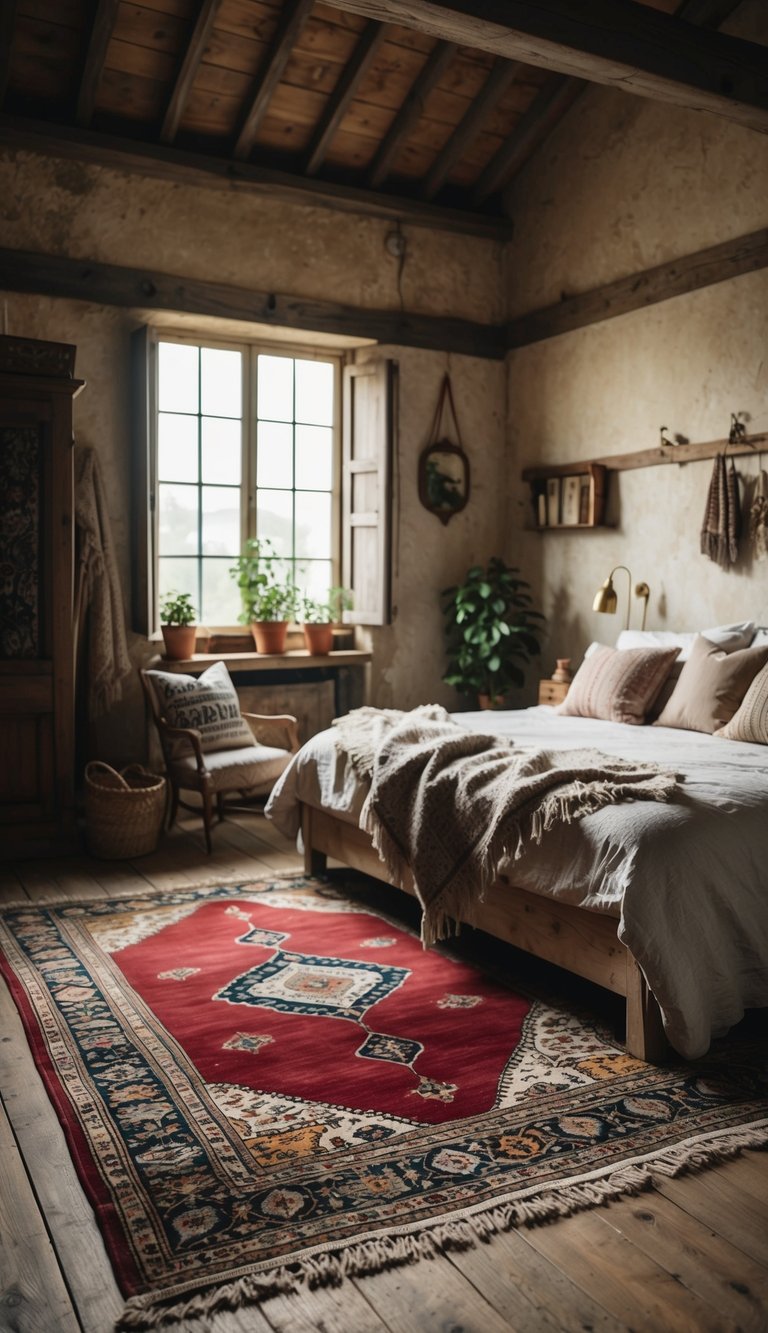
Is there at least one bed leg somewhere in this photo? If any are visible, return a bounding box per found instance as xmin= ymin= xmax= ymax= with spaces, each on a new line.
xmin=625 ymin=953 xmax=668 ymax=1063
xmin=301 ymin=805 xmax=327 ymax=877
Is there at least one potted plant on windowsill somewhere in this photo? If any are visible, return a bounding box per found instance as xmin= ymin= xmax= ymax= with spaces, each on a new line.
xmin=441 ymin=558 xmax=544 ymax=708
xmin=159 ymin=591 xmax=198 ymax=661
xmin=300 ymin=586 xmax=354 ymax=655
xmin=230 ymin=538 xmax=298 ymax=655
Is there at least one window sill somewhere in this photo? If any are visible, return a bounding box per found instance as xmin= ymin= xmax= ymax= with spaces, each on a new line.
xmin=150 ymin=648 xmax=372 ymax=673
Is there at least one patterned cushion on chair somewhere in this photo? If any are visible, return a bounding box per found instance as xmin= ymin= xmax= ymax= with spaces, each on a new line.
xmin=146 ymin=661 xmax=255 ymax=753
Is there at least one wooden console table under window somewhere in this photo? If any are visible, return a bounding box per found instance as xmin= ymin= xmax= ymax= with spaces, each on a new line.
xmin=148 ymin=649 xmax=372 ymax=745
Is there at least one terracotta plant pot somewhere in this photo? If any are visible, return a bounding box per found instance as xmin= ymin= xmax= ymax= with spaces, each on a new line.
xmin=477 ymin=692 xmax=507 ymax=710
xmin=161 ymin=624 xmax=197 ymax=661
xmin=251 ymin=621 xmax=288 ymax=654
xmin=302 ymin=623 xmax=334 ymax=655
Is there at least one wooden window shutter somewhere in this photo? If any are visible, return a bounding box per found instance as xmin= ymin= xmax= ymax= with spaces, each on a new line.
xmin=130 ymin=326 xmax=155 ymax=635
xmin=341 ymin=359 xmax=396 ymax=627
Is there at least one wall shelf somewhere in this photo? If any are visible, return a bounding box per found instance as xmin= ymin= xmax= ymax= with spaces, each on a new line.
xmin=522 ymin=431 xmax=767 ymax=481
xmin=525 ymin=462 xmax=607 ymax=531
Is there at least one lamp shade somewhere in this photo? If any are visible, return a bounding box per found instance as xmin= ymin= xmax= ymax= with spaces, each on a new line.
xmin=592 ymin=577 xmax=618 ymax=614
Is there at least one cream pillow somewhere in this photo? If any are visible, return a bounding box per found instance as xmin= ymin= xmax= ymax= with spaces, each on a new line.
xmin=715 ymin=661 xmax=768 ymax=743
xmin=147 ymin=661 xmax=254 ymax=753
xmin=557 ymin=644 xmax=680 ymax=725
xmin=654 ymin=635 xmax=768 ymax=734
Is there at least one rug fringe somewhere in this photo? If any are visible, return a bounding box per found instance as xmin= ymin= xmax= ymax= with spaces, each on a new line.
xmin=116 ymin=1122 xmax=768 ymax=1330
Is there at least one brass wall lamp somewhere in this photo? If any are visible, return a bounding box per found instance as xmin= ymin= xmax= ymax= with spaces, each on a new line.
xmin=593 ymin=565 xmax=651 ymax=630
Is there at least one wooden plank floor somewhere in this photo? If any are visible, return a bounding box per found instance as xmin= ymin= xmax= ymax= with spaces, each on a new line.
xmin=1 ymin=811 xmax=766 ymax=1333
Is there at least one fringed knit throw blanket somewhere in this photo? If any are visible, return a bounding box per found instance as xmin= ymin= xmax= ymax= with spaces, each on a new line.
xmin=334 ymin=706 xmax=680 ymax=944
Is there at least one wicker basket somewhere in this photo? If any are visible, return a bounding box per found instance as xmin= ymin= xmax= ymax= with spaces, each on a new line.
xmin=85 ymin=762 xmax=167 ymax=859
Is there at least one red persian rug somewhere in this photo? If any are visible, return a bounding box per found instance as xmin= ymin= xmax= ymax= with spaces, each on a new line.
xmin=1 ymin=874 xmax=766 ymax=1329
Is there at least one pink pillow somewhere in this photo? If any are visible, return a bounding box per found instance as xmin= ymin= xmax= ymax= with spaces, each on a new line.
xmin=654 ymin=635 xmax=768 ymax=734
xmin=557 ymin=644 xmax=680 ymax=725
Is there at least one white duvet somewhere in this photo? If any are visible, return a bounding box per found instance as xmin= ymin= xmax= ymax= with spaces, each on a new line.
xmin=266 ymin=706 xmax=768 ymax=1059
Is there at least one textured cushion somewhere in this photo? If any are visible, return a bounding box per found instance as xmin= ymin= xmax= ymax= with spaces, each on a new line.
xmin=169 ymin=744 xmax=291 ymax=791
xmin=147 ymin=661 xmax=254 ymax=753
xmin=557 ymin=644 xmax=680 ymax=725
xmin=714 ymin=662 xmax=768 ymax=743
xmin=654 ymin=635 xmax=768 ymax=734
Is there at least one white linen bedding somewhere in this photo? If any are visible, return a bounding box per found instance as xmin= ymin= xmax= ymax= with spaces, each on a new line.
xmin=266 ymin=706 xmax=768 ymax=1059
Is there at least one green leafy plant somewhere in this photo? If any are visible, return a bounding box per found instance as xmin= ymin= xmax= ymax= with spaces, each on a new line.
xmin=300 ymin=586 xmax=354 ymax=624
xmin=229 ymin=538 xmax=298 ymax=623
xmin=159 ymin=590 xmax=197 ymax=626
xmin=442 ymin=557 xmax=544 ymax=703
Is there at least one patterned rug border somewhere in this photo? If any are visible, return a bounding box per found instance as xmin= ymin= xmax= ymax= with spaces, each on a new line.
xmin=2 ymin=874 xmax=766 ymax=1332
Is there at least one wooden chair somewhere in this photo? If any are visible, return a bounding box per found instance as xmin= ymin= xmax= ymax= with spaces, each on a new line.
xmin=140 ymin=669 xmax=300 ymax=853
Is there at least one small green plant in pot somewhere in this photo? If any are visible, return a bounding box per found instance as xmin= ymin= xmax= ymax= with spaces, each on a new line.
xmin=159 ymin=590 xmax=197 ymax=661
xmin=441 ymin=557 xmax=544 ymax=708
xmin=230 ymin=538 xmax=298 ymax=654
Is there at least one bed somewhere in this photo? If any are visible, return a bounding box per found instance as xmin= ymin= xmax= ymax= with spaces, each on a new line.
xmin=265 ymin=645 xmax=768 ymax=1064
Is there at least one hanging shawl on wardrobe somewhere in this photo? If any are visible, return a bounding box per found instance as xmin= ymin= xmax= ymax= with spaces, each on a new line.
xmin=749 ymin=469 xmax=768 ymax=562
xmin=75 ymin=446 xmax=132 ymax=715
xmin=700 ymin=454 xmax=740 ymax=568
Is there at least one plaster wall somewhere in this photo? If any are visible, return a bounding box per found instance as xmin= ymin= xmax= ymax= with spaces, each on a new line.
xmin=504 ymin=0 xmax=768 ymax=674
xmin=1 ymin=148 xmax=504 ymax=759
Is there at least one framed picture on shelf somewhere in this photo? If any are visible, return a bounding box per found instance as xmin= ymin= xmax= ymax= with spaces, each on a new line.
xmin=561 ymin=475 xmax=580 ymax=526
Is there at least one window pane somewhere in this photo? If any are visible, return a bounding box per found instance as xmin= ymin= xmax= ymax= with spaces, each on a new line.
xmin=258 ymin=355 xmax=293 ymax=422
xmin=201 ymin=558 xmax=241 ymax=625
xmin=158 ymin=342 xmax=198 ymax=413
xmin=257 ymin=490 xmax=293 ymax=555
xmin=295 ymin=491 xmax=331 ymax=560
xmin=295 ymin=359 xmax=334 ymax=426
xmin=296 ymin=559 xmax=333 ymax=601
xmin=201 ymin=347 xmax=242 ymax=419
xmin=158 ymin=557 xmax=198 ymax=609
xmin=158 ymin=483 xmax=198 ymax=555
xmin=257 ymin=421 xmax=293 ymax=489
xmin=202 ymin=417 xmax=241 ymax=485
xmin=158 ymin=413 xmax=198 ymax=482
xmin=202 ymin=486 xmax=240 ymax=555
xmin=295 ymin=424 xmax=333 ymax=491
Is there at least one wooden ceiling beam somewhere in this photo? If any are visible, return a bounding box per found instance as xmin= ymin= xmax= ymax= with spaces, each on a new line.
xmin=473 ymin=74 xmax=585 ymax=205
xmin=161 ymin=0 xmax=222 ymax=146
xmin=0 ymin=1 xmax=17 ymax=106
xmin=233 ymin=0 xmax=314 ymax=161
xmin=76 ymin=0 xmax=120 ymax=127
xmin=368 ymin=40 xmax=457 ymax=189
xmin=420 ymin=59 xmax=521 ymax=201
xmin=305 ymin=22 xmax=388 ymax=176
xmin=675 ymin=0 xmax=744 ymax=26
xmin=0 ymin=247 xmax=506 ymax=360
xmin=0 ymin=117 xmax=511 ymax=240
xmin=329 ymin=0 xmax=768 ymax=135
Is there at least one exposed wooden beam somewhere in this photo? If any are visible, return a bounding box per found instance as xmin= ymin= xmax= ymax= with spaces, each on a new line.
xmin=505 ymin=226 xmax=768 ymax=349
xmin=368 ymin=41 xmax=457 ymax=189
xmin=493 ymin=0 xmax=744 ymax=202
xmin=76 ymin=0 xmax=120 ymax=127
xmin=305 ymin=22 xmax=387 ymax=177
xmin=233 ymin=0 xmax=314 ymax=161
xmin=474 ymin=74 xmax=585 ymax=204
xmin=420 ymin=59 xmax=520 ymax=201
xmin=0 ymin=0 xmax=17 ymax=105
xmin=161 ymin=0 xmax=222 ymax=145
xmin=0 ymin=117 xmax=510 ymax=240
xmin=330 ymin=0 xmax=768 ymax=135
xmin=522 ymin=431 xmax=768 ymax=477
xmin=0 ymin=247 xmax=507 ymax=360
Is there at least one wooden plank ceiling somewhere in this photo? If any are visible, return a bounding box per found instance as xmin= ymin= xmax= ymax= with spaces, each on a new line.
xmin=0 ymin=0 xmax=754 ymax=233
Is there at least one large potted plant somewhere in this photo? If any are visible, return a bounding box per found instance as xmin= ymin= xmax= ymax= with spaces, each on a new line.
xmin=230 ymin=538 xmax=298 ymax=654
xmin=159 ymin=590 xmax=197 ymax=661
xmin=441 ymin=557 xmax=544 ymax=708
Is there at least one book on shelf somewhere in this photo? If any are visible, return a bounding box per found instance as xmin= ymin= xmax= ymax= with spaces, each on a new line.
xmin=561 ymin=475 xmax=580 ymax=526
xmin=578 ymin=476 xmax=592 ymax=525
xmin=546 ymin=477 xmax=560 ymax=526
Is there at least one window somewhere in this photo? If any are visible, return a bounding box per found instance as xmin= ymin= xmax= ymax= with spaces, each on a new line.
xmin=152 ymin=336 xmax=338 ymax=626
xmin=132 ymin=326 xmax=395 ymax=637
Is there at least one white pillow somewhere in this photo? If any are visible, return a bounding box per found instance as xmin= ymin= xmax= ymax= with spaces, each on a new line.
xmin=616 ymin=621 xmax=754 ymax=662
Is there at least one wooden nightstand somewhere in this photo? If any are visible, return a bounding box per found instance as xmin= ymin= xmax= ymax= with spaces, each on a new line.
xmin=538 ymin=679 xmax=570 ymax=706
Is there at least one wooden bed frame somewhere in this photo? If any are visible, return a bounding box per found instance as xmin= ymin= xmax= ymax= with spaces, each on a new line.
xmin=301 ymin=803 xmax=668 ymax=1063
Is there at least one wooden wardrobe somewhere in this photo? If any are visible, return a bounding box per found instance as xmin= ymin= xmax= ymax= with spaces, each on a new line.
xmin=0 ymin=335 xmax=84 ymax=857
